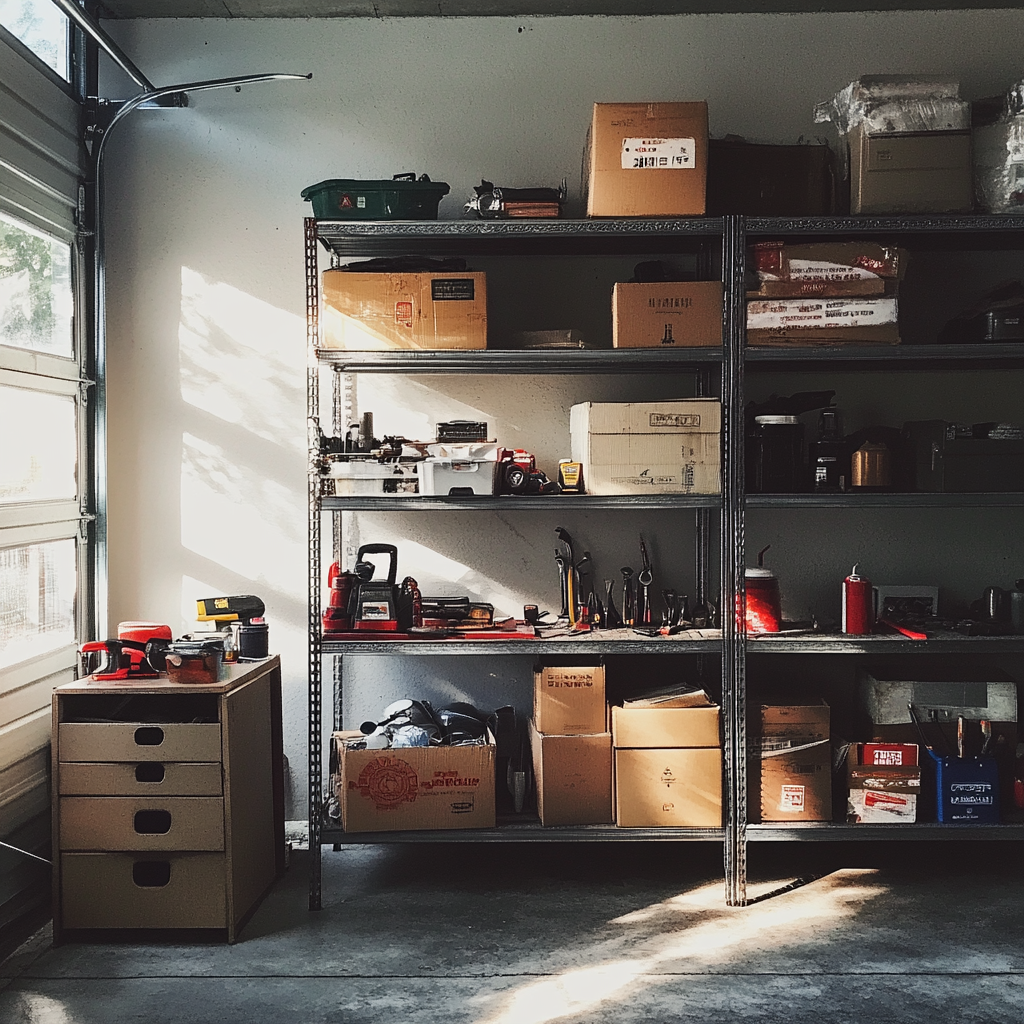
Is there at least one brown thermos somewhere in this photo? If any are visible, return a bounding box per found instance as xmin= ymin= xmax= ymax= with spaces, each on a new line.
xmin=851 ymin=441 xmax=892 ymax=489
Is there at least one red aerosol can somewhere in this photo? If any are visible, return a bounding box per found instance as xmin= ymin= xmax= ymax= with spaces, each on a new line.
xmin=843 ymin=564 xmax=873 ymax=635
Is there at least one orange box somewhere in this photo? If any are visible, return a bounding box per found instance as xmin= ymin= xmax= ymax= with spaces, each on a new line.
xmin=534 ymin=663 xmax=606 ymax=736
xmin=613 ymin=281 xmax=722 ymax=348
xmin=529 ymin=721 xmax=612 ymax=826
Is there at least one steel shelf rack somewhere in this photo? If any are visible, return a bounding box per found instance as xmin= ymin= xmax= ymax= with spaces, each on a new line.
xmin=306 ymin=212 xmax=1024 ymax=914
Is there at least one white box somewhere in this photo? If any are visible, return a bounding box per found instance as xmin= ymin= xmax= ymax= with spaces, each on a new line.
xmin=569 ymin=400 xmax=720 ymax=495
xmin=327 ymin=461 xmax=418 ymax=496
xmin=420 ymin=458 xmax=497 ymax=496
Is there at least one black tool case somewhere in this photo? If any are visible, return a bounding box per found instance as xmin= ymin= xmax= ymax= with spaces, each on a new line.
xmin=904 ymin=420 xmax=1024 ymax=492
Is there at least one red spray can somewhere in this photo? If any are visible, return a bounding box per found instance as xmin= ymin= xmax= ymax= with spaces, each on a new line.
xmin=843 ymin=564 xmax=873 ymax=635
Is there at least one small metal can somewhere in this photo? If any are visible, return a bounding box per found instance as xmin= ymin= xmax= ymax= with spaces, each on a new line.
xmin=843 ymin=564 xmax=873 ymax=635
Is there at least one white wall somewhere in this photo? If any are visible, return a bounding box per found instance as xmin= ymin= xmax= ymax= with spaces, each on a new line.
xmin=100 ymin=11 xmax=1024 ymax=815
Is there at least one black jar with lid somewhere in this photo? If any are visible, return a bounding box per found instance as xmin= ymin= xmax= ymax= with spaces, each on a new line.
xmin=748 ymin=415 xmax=805 ymax=493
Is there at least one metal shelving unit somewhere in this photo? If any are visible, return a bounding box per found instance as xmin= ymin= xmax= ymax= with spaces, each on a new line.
xmin=306 ymin=213 xmax=1024 ymax=914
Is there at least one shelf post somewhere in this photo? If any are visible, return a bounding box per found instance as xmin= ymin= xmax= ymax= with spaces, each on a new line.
xmin=305 ymin=217 xmax=324 ymax=911
xmin=721 ymin=214 xmax=748 ymax=907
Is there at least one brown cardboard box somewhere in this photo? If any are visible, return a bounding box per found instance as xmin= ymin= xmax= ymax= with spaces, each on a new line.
xmin=321 ymin=271 xmax=487 ymax=351
xmin=585 ymin=101 xmax=708 ymax=217
xmin=707 ymin=139 xmax=834 ymax=216
xmin=336 ymin=733 xmax=495 ymax=832
xmin=534 ymin=663 xmax=606 ymax=736
xmin=755 ymin=704 xmax=832 ymax=823
xmin=849 ymin=125 xmax=973 ymax=215
xmin=569 ymin=400 xmax=721 ymax=495
xmin=612 ymin=705 xmax=720 ymax=749
xmin=747 ymin=324 xmax=901 ymax=346
xmin=614 ymin=748 xmax=722 ymax=827
xmin=529 ymin=721 xmax=612 ymax=826
xmin=612 ymin=281 xmax=722 ymax=348
xmin=845 ymin=744 xmax=920 ymax=824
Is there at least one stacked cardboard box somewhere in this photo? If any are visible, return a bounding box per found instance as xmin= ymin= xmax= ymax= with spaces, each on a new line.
xmin=531 ymin=663 xmax=612 ymax=826
xmin=747 ymin=241 xmax=907 ymax=346
xmin=754 ymin=704 xmax=832 ymax=823
xmin=612 ymin=691 xmax=722 ymax=828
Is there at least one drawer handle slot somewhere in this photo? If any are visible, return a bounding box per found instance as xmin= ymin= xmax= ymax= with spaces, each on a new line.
xmin=132 ymin=861 xmax=171 ymax=888
xmin=135 ymin=763 xmax=165 ymax=783
xmin=134 ymin=809 xmax=172 ymax=835
xmin=134 ymin=727 xmax=164 ymax=747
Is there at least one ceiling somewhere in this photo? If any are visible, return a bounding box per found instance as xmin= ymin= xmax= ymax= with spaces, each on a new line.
xmin=95 ymin=0 xmax=1020 ymax=19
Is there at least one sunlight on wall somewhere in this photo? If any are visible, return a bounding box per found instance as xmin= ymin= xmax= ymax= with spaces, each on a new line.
xmin=478 ymin=870 xmax=885 ymax=1024
xmin=179 ymin=266 xmax=304 ymax=452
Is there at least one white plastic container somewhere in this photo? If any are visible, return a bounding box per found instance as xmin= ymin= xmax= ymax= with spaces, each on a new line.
xmin=419 ymin=458 xmax=497 ymax=496
xmin=327 ymin=462 xmax=417 ymax=496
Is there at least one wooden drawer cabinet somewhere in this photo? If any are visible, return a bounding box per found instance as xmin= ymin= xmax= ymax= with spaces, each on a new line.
xmin=52 ymin=656 xmax=284 ymax=943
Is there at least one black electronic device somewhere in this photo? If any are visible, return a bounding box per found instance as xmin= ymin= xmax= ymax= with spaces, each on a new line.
xmin=903 ymin=420 xmax=1024 ymax=492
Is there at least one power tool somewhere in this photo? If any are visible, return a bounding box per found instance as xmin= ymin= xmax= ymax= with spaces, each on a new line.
xmin=79 ymin=621 xmax=172 ymax=680
xmin=196 ymin=595 xmax=266 ymax=628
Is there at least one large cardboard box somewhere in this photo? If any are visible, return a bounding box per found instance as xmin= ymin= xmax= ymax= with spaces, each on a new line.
xmin=529 ymin=721 xmax=612 ymax=826
xmin=848 ymin=125 xmax=973 ymax=215
xmin=321 ymin=270 xmax=487 ymax=351
xmin=570 ymin=399 xmax=721 ymax=495
xmin=335 ymin=733 xmax=495 ymax=832
xmin=585 ymin=101 xmax=708 ymax=217
xmin=534 ymin=663 xmax=606 ymax=736
xmin=845 ymin=743 xmax=921 ymax=824
xmin=612 ymin=705 xmax=720 ymax=749
xmin=612 ymin=281 xmax=722 ymax=349
xmin=615 ymin=748 xmax=722 ymax=827
xmin=754 ymin=704 xmax=832 ymax=823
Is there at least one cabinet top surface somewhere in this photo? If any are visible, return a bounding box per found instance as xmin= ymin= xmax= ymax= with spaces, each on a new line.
xmin=55 ymin=655 xmax=280 ymax=696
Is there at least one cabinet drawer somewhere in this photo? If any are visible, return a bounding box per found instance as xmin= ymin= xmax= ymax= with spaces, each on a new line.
xmin=59 ymin=762 xmax=223 ymax=797
xmin=61 ymin=853 xmax=226 ymax=929
xmin=59 ymin=722 xmax=222 ymax=763
xmin=59 ymin=796 xmax=225 ymax=851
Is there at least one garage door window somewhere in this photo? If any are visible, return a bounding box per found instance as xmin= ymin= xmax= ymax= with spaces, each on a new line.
xmin=0 ymin=0 xmax=68 ymax=79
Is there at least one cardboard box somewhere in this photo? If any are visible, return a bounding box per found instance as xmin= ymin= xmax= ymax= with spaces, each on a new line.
xmin=849 ymin=125 xmax=973 ymax=214
xmin=59 ymin=796 xmax=225 ymax=851
xmin=569 ymin=399 xmax=721 ymax=495
xmin=612 ymin=705 xmax=720 ymax=749
xmin=746 ymin=325 xmax=901 ymax=346
xmin=529 ymin=720 xmax=612 ymax=826
xmin=534 ymin=663 xmax=606 ymax=736
xmin=321 ymin=271 xmax=487 ymax=351
xmin=585 ymin=101 xmax=708 ymax=217
xmin=846 ymin=743 xmax=921 ymax=823
xmin=755 ymin=704 xmax=832 ymax=822
xmin=747 ymin=297 xmax=898 ymax=333
xmin=335 ymin=734 xmax=495 ymax=832
xmin=752 ymin=241 xmax=905 ymax=286
xmin=707 ymin=139 xmax=834 ymax=216
xmin=615 ymin=747 xmax=722 ymax=827
xmin=612 ymin=281 xmax=722 ymax=348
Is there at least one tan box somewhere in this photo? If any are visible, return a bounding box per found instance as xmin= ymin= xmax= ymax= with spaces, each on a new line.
xmin=755 ymin=704 xmax=832 ymax=823
xmin=534 ymin=663 xmax=606 ymax=736
xmin=58 ymin=722 xmax=222 ymax=763
xmin=615 ymin=748 xmax=722 ymax=827
xmin=60 ymin=852 xmax=227 ymax=930
xmin=570 ymin=400 xmax=721 ymax=495
xmin=845 ymin=744 xmax=920 ymax=824
xmin=849 ymin=124 xmax=973 ymax=215
xmin=612 ymin=705 xmax=720 ymax=749
xmin=529 ymin=721 xmax=612 ymax=826
xmin=585 ymin=101 xmax=708 ymax=217
xmin=58 ymin=762 xmax=223 ymax=797
xmin=612 ymin=281 xmax=722 ymax=348
xmin=58 ymin=796 xmax=225 ymax=851
xmin=336 ymin=734 xmax=495 ymax=833
xmin=321 ymin=270 xmax=487 ymax=351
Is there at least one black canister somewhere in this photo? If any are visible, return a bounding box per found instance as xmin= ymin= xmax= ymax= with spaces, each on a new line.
xmin=750 ymin=415 xmax=805 ymax=493
xmin=238 ymin=620 xmax=269 ymax=660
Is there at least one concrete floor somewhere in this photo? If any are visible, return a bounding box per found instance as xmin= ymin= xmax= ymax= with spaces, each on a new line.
xmin=2 ymin=841 xmax=1024 ymax=1023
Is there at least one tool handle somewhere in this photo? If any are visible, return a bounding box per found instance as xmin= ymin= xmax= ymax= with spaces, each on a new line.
xmin=356 ymin=543 xmax=398 ymax=584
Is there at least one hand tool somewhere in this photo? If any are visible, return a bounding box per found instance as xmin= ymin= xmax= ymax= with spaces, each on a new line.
xmin=662 ymin=589 xmax=678 ymax=628
xmin=554 ymin=551 xmax=569 ymax=619
xmin=604 ymin=579 xmax=622 ymax=628
xmin=957 ymin=715 xmax=965 ymax=759
xmin=555 ymin=527 xmax=577 ymax=626
xmin=621 ymin=567 xmax=635 ymax=627
xmin=678 ymin=594 xmax=690 ymax=626
xmin=576 ymin=551 xmax=594 ymax=614
xmin=638 ymin=535 xmax=653 ymax=625
xmin=981 ymin=719 xmax=993 ymax=756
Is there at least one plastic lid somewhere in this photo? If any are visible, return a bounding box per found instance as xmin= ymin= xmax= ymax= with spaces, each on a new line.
xmin=745 ymin=567 xmax=777 ymax=579
xmin=755 ymin=415 xmax=800 ymax=425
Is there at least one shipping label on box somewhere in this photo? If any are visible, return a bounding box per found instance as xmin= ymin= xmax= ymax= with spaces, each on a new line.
xmin=336 ymin=735 xmax=495 ymax=833
xmin=757 ymin=738 xmax=832 ymax=822
xmin=615 ymin=747 xmax=722 ymax=827
xmin=612 ymin=705 xmax=720 ymax=749
xmin=534 ymin=663 xmax=606 ymax=735
xmin=321 ymin=271 xmax=487 ymax=351
xmin=585 ymin=102 xmax=708 ymax=217
xmin=613 ymin=281 xmax=723 ymax=348
xmin=529 ymin=721 xmax=612 ymax=826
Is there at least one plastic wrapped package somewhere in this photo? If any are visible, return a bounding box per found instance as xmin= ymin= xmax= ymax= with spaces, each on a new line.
xmin=974 ymin=116 xmax=1024 ymax=214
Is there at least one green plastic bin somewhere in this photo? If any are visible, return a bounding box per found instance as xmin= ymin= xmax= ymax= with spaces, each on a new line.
xmin=301 ymin=174 xmax=450 ymax=220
